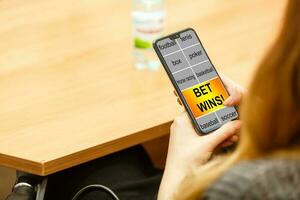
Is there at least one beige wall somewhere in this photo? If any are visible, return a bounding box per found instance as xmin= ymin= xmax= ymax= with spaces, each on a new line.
xmin=0 ymin=166 xmax=15 ymax=200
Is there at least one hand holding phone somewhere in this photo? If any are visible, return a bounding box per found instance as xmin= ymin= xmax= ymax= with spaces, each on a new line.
xmin=153 ymin=28 xmax=239 ymax=134
xmin=157 ymin=111 xmax=241 ymax=200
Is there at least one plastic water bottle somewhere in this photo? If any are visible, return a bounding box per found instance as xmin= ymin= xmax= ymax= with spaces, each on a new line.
xmin=132 ymin=0 xmax=165 ymax=70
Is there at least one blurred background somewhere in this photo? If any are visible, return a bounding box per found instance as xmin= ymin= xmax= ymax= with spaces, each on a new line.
xmin=0 ymin=0 xmax=285 ymax=199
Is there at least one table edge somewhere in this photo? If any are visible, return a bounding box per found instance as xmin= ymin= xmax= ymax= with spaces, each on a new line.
xmin=0 ymin=121 xmax=172 ymax=176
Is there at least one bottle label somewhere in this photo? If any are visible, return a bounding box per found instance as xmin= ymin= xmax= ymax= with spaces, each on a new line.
xmin=132 ymin=11 xmax=165 ymax=49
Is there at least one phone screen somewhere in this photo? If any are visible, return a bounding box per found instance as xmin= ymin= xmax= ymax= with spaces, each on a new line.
xmin=154 ymin=28 xmax=238 ymax=134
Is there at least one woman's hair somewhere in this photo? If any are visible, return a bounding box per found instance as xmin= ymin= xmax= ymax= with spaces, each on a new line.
xmin=243 ymin=0 xmax=300 ymax=153
xmin=182 ymin=0 xmax=300 ymax=199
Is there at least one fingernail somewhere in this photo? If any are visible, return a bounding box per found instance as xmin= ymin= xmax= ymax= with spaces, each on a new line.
xmin=231 ymin=135 xmax=239 ymax=142
xmin=224 ymin=96 xmax=233 ymax=105
xmin=235 ymin=121 xmax=242 ymax=129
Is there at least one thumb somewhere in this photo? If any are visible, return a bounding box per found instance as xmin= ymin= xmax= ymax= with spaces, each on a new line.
xmin=204 ymin=120 xmax=242 ymax=150
xmin=223 ymin=92 xmax=243 ymax=106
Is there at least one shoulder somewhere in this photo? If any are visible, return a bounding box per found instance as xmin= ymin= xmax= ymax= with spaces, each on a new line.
xmin=203 ymin=159 xmax=300 ymax=200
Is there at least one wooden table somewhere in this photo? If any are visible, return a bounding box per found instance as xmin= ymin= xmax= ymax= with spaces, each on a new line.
xmin=0 ymin=0 xmax=285 ymax=175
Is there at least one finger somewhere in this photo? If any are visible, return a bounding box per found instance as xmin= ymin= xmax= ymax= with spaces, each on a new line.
xmin=221 ymin=75 xmax=230 ymax=87
xmin=223 ymin=92 xmax=243 ymax=106
xmin=219 ymin=135 xmax=238 ymax=148
xmin=228 ymin=135 xmax=239 ymax=143
xmin=173 ymin=112 xmax=193 ymax=128
xmin=218 ymin=134 xmax=238 ymax=147
xmin=219 ymin=140 xmax=234 ymax=148
xmin=221 ymin=75 xmax=245 ymax=106
xmin=171 ymin=112 xmax=200 ymax=141
xmin=221 ymin=75 xmax=234 ymax=94
xmin=223 ymin=96 xmax=234 ymax=106
xmin=221 ymin=75 xmax=244 ymax=94
xmin=205 ymin=120 xmax=242 ymax=149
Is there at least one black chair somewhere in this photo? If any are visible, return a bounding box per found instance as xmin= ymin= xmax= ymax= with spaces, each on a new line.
xmin=5 ymin=171 xmax=48 ymax=200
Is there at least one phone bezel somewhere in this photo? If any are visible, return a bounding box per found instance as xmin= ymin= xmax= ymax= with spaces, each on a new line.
xmin=153 ymin=28 xmax=238 ymax=134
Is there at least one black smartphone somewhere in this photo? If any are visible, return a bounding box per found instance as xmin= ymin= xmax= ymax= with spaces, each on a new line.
xmin=153 ymin=28 xmax=238 ymax=134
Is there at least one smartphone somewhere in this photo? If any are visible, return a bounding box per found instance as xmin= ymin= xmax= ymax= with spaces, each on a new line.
xmin=153 ymin=28 xmax=238 ymax=134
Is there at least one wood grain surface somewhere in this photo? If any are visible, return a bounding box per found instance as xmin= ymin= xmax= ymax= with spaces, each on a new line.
xmin=0 ymin=0 xmax=285 ymax=175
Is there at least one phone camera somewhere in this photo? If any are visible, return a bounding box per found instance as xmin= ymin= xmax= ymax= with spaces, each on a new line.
xmin=170 ymin=34 xmax=180 ymax=40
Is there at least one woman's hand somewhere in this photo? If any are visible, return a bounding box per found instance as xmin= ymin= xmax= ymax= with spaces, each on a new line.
xmin=158 ymin=77 xmax=246 ymax=200
xmin=174 ymin=76 xmax=246 ymax=147
xmin=158 ymin=112 xmax=241 ymax=200
xmin=222 ymin=76 xmax=246 ymax=107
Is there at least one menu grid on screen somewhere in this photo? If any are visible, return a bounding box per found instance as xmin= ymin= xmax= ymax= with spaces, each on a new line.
xmin=157 ymin=29 xmax=238 ymax=133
